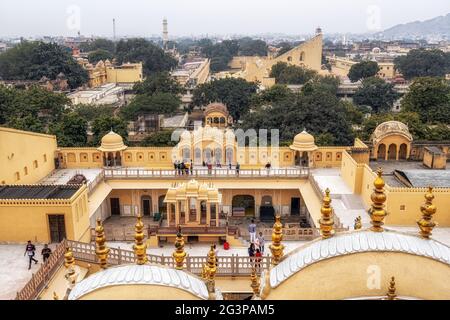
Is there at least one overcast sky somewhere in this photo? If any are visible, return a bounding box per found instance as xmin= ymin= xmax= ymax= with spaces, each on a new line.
xmin=0 ymin=0 xmax=449 ymax=38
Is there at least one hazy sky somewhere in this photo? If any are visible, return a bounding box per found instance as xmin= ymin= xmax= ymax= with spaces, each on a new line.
xmin=0 ymin=0 xmax=449 ymax=38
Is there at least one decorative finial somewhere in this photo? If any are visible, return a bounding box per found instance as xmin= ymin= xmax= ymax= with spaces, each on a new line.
xmin=369 ymin=168 xmax=388 ymax=232
xmin=417 ymin=187 xmax=437 ymax=239
xmin=64 ymin=247 xmax=78 ymax=294
xmin=205 ymin=245 xmax=217 ymax=293
xmin=386 ymin=276 xmax=397 ymax=300
xmin=319 ymin=188 xmax=335 ymax=239
xmin=53 ymin=292 xmax=59 ymax=300
xmin=250 ymin=266 xmax=260 ymax=297
xmin=133 ymin=214 xmax=148 ymax=265
xmin=64 ymin=247 xmax=75 ymax=270
xmin=201 ymin=264 xmax=208 ymax=279
xmin=270 ymin=215 xmax=284 ymax=266
xmin=354 ymin=216 xmax=362 ymax=230
xmin=95 ymin=218 xmax=109 ymax=269
xmin=173 ymin=226 xmax=186 ymax=270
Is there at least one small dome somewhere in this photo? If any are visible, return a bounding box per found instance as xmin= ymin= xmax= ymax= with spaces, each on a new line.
xmin=372 ymin=121 xmax=413 ymax=144
xmin=97 ymin=130 xmax=127 ymax=152
xmin=204 ymin=103 xmax=229 ymax=117
xmin=290 ymin=130 xmax=318 ymax=152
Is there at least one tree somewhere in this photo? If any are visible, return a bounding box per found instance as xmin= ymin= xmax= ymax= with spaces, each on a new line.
xmin=348 ymin=61 xmax=380 ymax=82
xmin=7 ymin=115 xmax=44 ymax=133
xmin=192 ymin=78 xmax=258 ymax=120
xmin=201 ymin=40 xmax=239 ymax=72
xmin=49 ymin=112 xmax=88 ymax=147
xmin=91 ymin=115 xmax=128 ymax=145
xmin=251 ymin=84 xmax=295 ymax=106
xmin=72 ymin=104 xmax=114 ymax=122
xmin=133 ymin=72 xmax=183 ymax=96
xmin=401 ymin=77 xmax=450 ymax=123
xmin=238 ymin=38 xmax=268 ymax=56
xmin=277 ymin=42 xmax=293 ymax=56
xmin=79 ymin=38 xmax=116 ymax=54
xmin=140 ymin=130 xmax=178 ymax=147
xmin=115 ymin=39 xmax=178 ymax=76
xmin=270 ymin=62 xmax=317 ymax=85
xmin=0 ymin=41 xmax=88 ymax=89
xmin=353 ymin=77 xmax=400 ymax=113
xmin=88 ymin=49 xmax=114 ymax=64
xmin=394 ymin=49 xmax=450 ymax=80
xmin=121 ymin=92 xmax=181 ymax=120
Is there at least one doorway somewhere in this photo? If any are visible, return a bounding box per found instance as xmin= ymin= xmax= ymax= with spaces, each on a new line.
xmin=110 ymin=198 xmax=120 ymax=216
xmin=48 ymin=215 xmax=66 ymax=243
xmin=291 ymin=197 xmax=300 ymax=215
xmin=141 ymin=196 xmax=152 ymax=216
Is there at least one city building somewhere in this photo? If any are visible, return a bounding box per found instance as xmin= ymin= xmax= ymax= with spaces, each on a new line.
xmin=171 ymin=58 xmax=210 ymax=87
xmin=67 ymin=83 xmax=125 ymax=106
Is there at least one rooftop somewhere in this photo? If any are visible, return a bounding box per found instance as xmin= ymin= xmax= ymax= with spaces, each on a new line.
xmin=0 ymin=185 xmax=81 ymax=200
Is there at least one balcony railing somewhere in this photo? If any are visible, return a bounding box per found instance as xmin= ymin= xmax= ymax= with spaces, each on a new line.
xmin=103 ymin=167 xmax=310 ymax=179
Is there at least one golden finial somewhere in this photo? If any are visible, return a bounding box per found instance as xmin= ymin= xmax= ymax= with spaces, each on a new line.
xmin=133 ymin=214 xmax=148 ymax=265
xmin=205 ymin=245 xmax=217 ymax=293
xmin=369 ymin=168 xmax=388 ymax=232
xmin=53 ymin=292 xmax=59 ymax=300
xmin=319 ymin=188 xmax=335 ymax=239
xmin=354 ymin=216 xmax=362 ymax=230
xmin=386 ymin=276 xmax=397 ymax=300
xmin=201 ymin=264 xmax=208 ymax=279
xmin=64 ymin=247 xmax=75 ymax=269
xmin=270 ymin=215 xmax=284 ymax=266
xmin=95 ymin=218 xmax=109 ymax=269
xmin=250 ymin=266 xmax=260 ymax=297
xmin=417 ymin=187 xmax=437 ymax=239
xmin=173 ymin=226 xmax=186 ymax=270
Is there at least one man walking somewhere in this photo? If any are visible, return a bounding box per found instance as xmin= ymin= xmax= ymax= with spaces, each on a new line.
xmin=24 ymin=240 xmax=38 ymax=270
xmin=256 ymin=231 xmax=265 ymax=254
xmin=41 ymin=244 xmax=52 ymax=263
xmin=248 ymin=219 xmax=257 ymax=243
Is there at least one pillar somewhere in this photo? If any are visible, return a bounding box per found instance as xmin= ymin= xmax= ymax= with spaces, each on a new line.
xmin=396 ymin=144 xmax=400 ymax=161
xmin=206 ymin=203 xmax=211 ymax=227
xmin=196 ymin=199 xmax=201 ymax=224
xmin=185 ymin=199 xmax=189 ymax=223
xmin=167 ymin=202 xmax=171 ymax=226
xmin=175 ymin=201 xmax=180 ymax=226
xmin=215 ymin=203 xmax=219 ymax=227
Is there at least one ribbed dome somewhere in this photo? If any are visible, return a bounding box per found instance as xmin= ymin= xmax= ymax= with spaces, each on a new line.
xmin=290 ymin=130 xmax=318 ymax=152
xmin=97 ymin=130 xmax=127 ymax=152
xmin=372 ymin=121 xmax=413 ymax=144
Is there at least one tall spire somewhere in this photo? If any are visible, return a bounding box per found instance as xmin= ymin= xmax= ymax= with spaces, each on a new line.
xmin=417 ymin=187 xmax=437 ymax=239
xmin=270 ymin=215 xmax=284 ymax=266
xmin=173 ymin=226 xmax=186 ymax=270
xmin=133 ymin=214 xmax=148 ymax=265
xmin=95 ymin=218 xmax=109 ymax=269
xmin=250 ymin=266 xmax=260 ymax=298
xmin=64 ymin=247 xmax=78 ymax=299
xmin=386 ymin=276 xmax=397 ymax=300
xmin=369 ymin=168 xmax=388 ymax=232
xmin=205 ymin=245 xmax=217 ymax=294
xmin=319 ymin=188 xmax=335 ymax=239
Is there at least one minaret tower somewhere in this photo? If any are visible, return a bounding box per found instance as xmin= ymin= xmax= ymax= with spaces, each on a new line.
xmin=163 ymin=17 xmax=169 ymax=50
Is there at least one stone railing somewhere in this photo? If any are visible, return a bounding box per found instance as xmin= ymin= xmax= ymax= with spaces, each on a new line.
xmin=87 ymin=170 xmax=105 ymax=195
xmin=103 ymin=167 xmax=310 ymax=179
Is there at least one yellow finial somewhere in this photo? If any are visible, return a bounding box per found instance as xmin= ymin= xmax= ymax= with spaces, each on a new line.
xmin=201 ymin=264 xmax=208 ymax=279
xmin=133 ymin=214 xmax=148 ymax=265
xmin=250 ymin=266 xmax=260 ymax=297
xmin=417 ymin=187 xmax=437 ymax=239
xmin=270 ymin=215 xmax=284 ymax=266
xmin=354 ymin=216 xmax=362 ymax=230
xmin=369 ymin=168 xmax=388 ymax=232
xmin=386 ymin=276 xmax=397 ymax=300
xmin=53 ymin=292 xmax=59 ymax=300
xmin=205 ymin=245 xmax=217 ymax=293
xmin=95 ymin=218 xmax=109 ymax=269
xmin=173 ymin=226 xmax=186 ymax=270
xmin=64 ymin=247 xmax=75 ymax=269
xmin=319 ymin=188 xmax=335 ymax=239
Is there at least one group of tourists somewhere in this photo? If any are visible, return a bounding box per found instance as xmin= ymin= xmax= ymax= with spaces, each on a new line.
xmin=24 ymin=241 xmax=52 ymax=270
xmin=174 ymin=160 xmax=193 ymax=175
xmin=247 ymin=219 xmax=265 ymax=272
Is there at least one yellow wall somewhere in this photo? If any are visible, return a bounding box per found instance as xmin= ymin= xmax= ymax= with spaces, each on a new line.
xmin=264 ymin=252 xmax=450 ymax=300
xmin=0 ymin=187 xmax=90 ymax=243
xmin=0 ymin=127 xmax=57 ymax=185
xmin=106 ymin=63 xmax=143 ymax=84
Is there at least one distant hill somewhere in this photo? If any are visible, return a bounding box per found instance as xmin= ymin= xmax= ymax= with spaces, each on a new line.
xmin=376 ymin=13 xmax=450 ymax=40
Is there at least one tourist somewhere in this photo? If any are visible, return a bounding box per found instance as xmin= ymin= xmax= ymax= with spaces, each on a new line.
xmin=190 ymin=160 xmax=194 ymax=175
xmin=256 ymin=232 xmax=265 ymax=254
xmin=24 ymin=240 xmax=38 ymax=270
xmin=255 ymin=248 xmax=262 ymax=272
xmin=228 ymin=163 xmax=232 ymax=170
xmin=248 ymin=243 xmax=255 ymax=258
xmin=248 ymin=219 xmax=257 ymax=243
xmin=185 ymin=162 xmax=190 ymax=175
xmin=236 ymin=162 xmax=240 ymax=175
xmin=265 ymin=162 xmax=271 ymax=175
xmin=41 ymin=244 xmax=52 ymax=262
xmin=207 ymin=162 xmax=212 ymax=175
xmin=173 ymin=160 xmax=178 ymax=175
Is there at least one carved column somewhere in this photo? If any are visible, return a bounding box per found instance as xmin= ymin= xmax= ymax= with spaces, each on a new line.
xmin=206 ymin=202 xmax=211 ymax=226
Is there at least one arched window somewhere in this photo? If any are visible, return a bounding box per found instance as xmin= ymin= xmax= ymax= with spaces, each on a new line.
xmin=300 ymin=51 xmax=305 ymax=61
xmin=182 ymin=147 xmax=191 ymax=162
xmin=226 ymin=147 xmax=234 ymax=164
xmin=215 ymin=148 xmax=222 ymax=163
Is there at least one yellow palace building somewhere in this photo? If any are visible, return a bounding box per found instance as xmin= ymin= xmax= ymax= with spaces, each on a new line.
xmin=1 ymin=119 xmax=450 ymax=246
